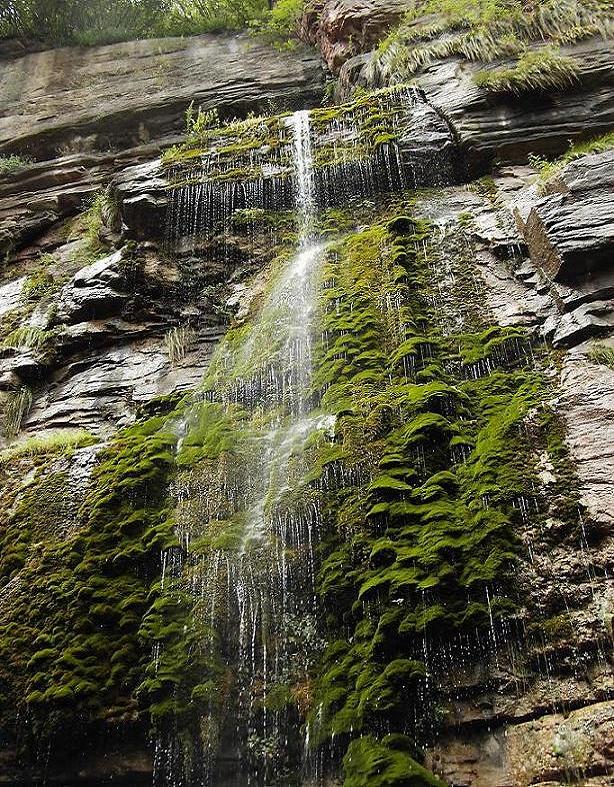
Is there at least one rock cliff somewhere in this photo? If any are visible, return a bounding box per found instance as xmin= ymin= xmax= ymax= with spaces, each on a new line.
xmin=0 ymin=4 xmax=612 ymax=786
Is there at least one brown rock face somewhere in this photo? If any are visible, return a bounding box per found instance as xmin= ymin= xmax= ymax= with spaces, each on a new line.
xmin=301 ymin=0 xmax=412 ymax=71
xmin=0 ymin=34 xmax=324 ymax=160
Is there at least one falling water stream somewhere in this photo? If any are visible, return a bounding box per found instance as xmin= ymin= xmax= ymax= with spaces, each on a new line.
xmin=155 ymin=110 xmax=332 ymax=786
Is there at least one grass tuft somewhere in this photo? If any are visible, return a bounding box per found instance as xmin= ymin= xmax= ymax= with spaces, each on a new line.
xmin=0 ymin=155 xmax=32 ymax=176
xmin=165 ymin=326 xmax=195 ymax=366
xmin=473 ymin=48 xmax=580 ymax=95
xmin=588 ymin=343 xmax=614 ymax=369
xmin=2 ymin=387 xmax=33 ymax=438
xmin=0 ymin=430 xmax=98 ymax=464
xmin=369 ymin=0 xmax=612 ymax=86
xmin=529 ymin=131 xmax=614 ymax=185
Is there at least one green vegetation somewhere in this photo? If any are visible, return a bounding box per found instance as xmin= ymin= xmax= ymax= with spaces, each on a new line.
xmin=529 ymin=131 xmax=614 ymax=185
xmin=0 ymin=0 xmax=305 ymax=47
xmin=162 ymin=109 xmax=289 ymax=172
xmin=64 ymin=189 xmax=118 ymax=265
xmin=0 ymin=0 xmax=167 ymax=45
xmin=163 ymin=86 xmax=417 ymax=186
xmin=0 ymin=412 xmax=180 ymax=753
xmin=344 ymin=735 xmax=446 ymax=787
xmin=276 ymin=208 xmax=562 ymax=780
xmin=588 ymin=342 xmax=614 ymax=369
xmin=156 ymin=0 xmax=276 ymax=38
xmin=0 ymin=430 xmax=98 ymax=464
xmin=0 ymin=155 xmax=32 ymax=175
xmin=473 ymin=47 xmax=580 ymax=94
xmin=1 ymin=386 xmax=33 ymax=438
xmin=251 ymin=0 xmax=305 ymax=49
xmin=370 ymin=0 xmax=611 ymax=86
xmin=2 ymin=325 xmax=56 ymax=352
xmin=165 ymin=325 xmax=194 ymax=365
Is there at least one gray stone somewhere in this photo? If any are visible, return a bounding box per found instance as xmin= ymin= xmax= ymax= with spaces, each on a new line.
xmin=56 ymin=250 xmax=129 ymax=324
xmin=0 ymin=277 xmax=25 ymax=317
xmin=519 ymin=149 xmax=614 ymax=282
xmin=0 ymin=35 xmax=324 ymax=160
xmin=558 ymin=354 xmax=614 ymax=528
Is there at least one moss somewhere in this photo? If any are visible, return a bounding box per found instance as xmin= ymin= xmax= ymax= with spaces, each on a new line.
xmin=528 ymin=613 xmax=574 ymax=641
xmin=343 ymin=735 xmax=446 ymax=787
xmin=291 ymin=206 xmax=555 ymax=771
xmin=0 ymin=155 xmax=33 ymax=175
xmin=0 ymin=411 xmax=180 ymax=752
xmin=164 ymin=87 xmax=418 ymax=202
xmin=22 ymin=267 xmax=56 ymax=301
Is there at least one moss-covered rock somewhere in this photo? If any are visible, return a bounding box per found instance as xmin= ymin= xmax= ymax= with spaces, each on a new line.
xmin=0 ymin=412 xmax=179 ymax=759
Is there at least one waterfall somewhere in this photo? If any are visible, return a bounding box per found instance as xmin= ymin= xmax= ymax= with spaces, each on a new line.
xmin=155 ymin=111 xmax=330 ymax=786
xmin=289 ymin=110 xmax=316 ymax=245
xmin=163 ymin=87 xmax=453 ymax=250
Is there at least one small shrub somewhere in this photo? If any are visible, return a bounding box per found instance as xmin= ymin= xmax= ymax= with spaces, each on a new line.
xmin=473 ymin=48 xmax=580 ymax=94
xmin=185 ymin=102 xmax=220 ymax=142
xmin=154 ymin=0 xmax=269 ymax=37
xmin=252 ymin=0 xmax=305 ymax=48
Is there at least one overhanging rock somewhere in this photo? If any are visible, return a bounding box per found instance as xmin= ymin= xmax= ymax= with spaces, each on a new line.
xmin=112 ymin=87 xmax=459 ymax=242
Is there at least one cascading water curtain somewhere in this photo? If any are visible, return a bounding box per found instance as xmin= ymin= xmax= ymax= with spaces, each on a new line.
xmin=152 ymin=110 xmax=332 ymax=786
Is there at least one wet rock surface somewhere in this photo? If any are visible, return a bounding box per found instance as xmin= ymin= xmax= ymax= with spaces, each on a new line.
xmin=303 ymin=6 xmax=613 ymax=173
xmin=415 ymin=37 xmax=614 ymax=175
xmin=112 ymin=89 xmax=458 ymax=241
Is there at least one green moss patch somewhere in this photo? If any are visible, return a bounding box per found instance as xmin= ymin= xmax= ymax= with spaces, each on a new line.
xmin=0 ymin=413 xmax=179 ymax=756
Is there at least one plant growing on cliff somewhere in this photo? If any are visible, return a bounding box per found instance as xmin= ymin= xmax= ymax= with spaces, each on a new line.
xmin=165 ymin=325 xmax=194 ymax=365
xmin=2 ymin=325 xmax=56 ymax=352
xmin=0 ymin=155 xmax=32 ymax=175
xmin=473 ymin=47 xmax=580 ymax=95
xmin=0 ymin=411 xmax=180 ymax=756
xmin=185 ymin=101 xmax=220 ymax=141
xmin=0 ymin=429 xmax=97 ymax=464
xmin=529 ymin=131 xmax=614 ymax=187
xmin=588 ymin=342 xmax=614 ymax=370
xmin=369 ymin=0 xmax=611 ymax=86
xmin=2 ymin=386 xmax=33 ymax=438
